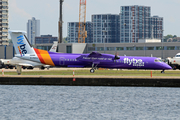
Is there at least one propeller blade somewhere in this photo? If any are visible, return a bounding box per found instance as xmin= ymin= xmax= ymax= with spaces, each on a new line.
xmin=115 ymin=55 xmax=120 ymax=60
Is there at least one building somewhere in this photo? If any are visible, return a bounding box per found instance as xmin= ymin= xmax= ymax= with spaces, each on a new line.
xmin=2 ymin=41 xmax=180 ymax=60
xmin=92 ymin=14 xmax=120 ymax=43
xmin=67 ymin=5 xmax=163 ymax=44
xmin=55 ymin=42 xmax=178 ymax=59
xmin=67 ymin=21 xmax=93 ymax=43
xmin=27 ymin=17 xmax=40 ymax=45
xmin=148 ymin=16 xmax=163 ymax=40
xmin=0 ymin=0 xmax=8 ymax=45
xmin=120 ymin=5 xmax=163 ymax=43
xmin=35 ymin=35 xmax=58 ymax=44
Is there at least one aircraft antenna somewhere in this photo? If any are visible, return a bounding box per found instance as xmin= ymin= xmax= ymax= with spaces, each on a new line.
xmin=78 ymin=0 xmax=87 ymax=43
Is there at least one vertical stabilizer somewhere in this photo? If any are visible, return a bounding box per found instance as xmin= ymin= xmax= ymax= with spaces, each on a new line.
xmin=9 ymin=30 xmax=36 ymax=56
xmin=49 ymin=41 xmax=58 ymax=52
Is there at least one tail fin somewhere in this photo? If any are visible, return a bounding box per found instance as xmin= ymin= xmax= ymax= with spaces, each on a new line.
xmin=9 ymin=30 xmax=36 ymax=56
xmin=49 ymin=41 xmax=58 ymax=52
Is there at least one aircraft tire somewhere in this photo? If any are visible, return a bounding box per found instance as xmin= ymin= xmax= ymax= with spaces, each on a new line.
xmin=172 ymin=65 xmax=176 ymax=70
xmin=10 ymin=67 xmax=13 ymax=69
xmin=22 ymin=66 xmax=26 ymax=69
xmin=5 ymin=66 xmax=8 ymax=69
xmin=90 ymin=69 xmax=95 ymax=73
xmin=40 ymin=66 xmax=45 ymax=70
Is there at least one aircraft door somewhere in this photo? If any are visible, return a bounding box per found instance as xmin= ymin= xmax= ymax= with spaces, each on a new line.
xmin=59 ymin=57 xmax=65 ymax=65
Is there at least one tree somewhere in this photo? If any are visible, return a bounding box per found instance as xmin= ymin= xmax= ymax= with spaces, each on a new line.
xmin=173 ymin=35 xmax=177 ymax=38
xmin=164 ymin=35 xmax=173 ymax=39
xmin=164 ymin=34 xmax=178 ymax=42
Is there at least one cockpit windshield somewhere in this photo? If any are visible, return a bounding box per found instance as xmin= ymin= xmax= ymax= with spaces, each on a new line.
xmin=154 ymin=59 xmax=162 ymax=62
xmin=175 ymin=55 xmax=180 ymax=57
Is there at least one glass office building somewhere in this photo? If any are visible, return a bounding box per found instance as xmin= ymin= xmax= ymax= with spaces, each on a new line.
xmin=92 ymin=14 xmax=120 ymax=43
xmin=67 ymin=5 xmax=163 ymax=44
xmin=67 ymin=22 xmax=93 ymax=43
xmin=120 ymin=5 xmax=163 ymax=43
xmin=148 ymin=16 xmax=163 ymax=40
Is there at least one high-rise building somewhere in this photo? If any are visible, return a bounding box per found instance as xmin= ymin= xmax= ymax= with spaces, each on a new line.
xmin=27 ymin=17 xmax=40 ymax=45
xmin=67 ymin=22 xmax=78 ymax=43
xmin=148 ymin=16 xmax=163 ymax=40
xmin=92 ymin=14 xmax=120 ymax=43
xmin=0 ymin=0 xmax=8 ymax=45
xmin=67 ymin=21 xmax=93 ymax=43
xmin=120 ymin=5 xmax=163 ymax=43
xmin=67 ymin=5 xmax=163 ymax=44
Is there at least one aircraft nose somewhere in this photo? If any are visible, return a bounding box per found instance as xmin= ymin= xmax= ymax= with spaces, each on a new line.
xmin=164 ymin=64 xmax=172 ymax=70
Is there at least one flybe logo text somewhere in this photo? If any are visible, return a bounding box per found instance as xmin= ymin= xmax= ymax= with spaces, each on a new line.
xmin=124 ymin=58 xmax=144 ymax=66
xmin=17 ymin=35 xmax=27 ymax=56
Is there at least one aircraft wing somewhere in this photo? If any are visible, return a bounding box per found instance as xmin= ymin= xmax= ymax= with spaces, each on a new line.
xmin=76 ymin=51 xmax=113 ymax=63
xmin=15 ymin=63 xmax=33 ymax=67
xmin=77 ymin=51 xmax=102 ymax=60
xmin=87 ymin=51 xmax=102 ymax=57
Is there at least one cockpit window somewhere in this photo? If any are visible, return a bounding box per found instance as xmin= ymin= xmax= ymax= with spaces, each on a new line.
xmin=154 ymin=59 xmax=161 ymax=62
xmin=175 ymin=55 xmax=180 ymax=57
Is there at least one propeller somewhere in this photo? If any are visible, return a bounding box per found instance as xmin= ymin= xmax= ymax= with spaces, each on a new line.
xmin=114 ymin=50 xmax=120 ymax=63
xmin=115 ymin=48 xmax=120 ymax=60
xmin=115 ymin=54 xmax=120 ymax=60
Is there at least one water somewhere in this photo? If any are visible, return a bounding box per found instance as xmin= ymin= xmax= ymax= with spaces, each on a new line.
xmin=0 ymin=86 xmax=180 ymax=120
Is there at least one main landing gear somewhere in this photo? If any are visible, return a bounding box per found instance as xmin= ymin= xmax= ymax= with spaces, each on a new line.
xmin=90 ymin=63 xmax=98 ymax=73
xmin=90 ymin=68 xmax=95 ymax=73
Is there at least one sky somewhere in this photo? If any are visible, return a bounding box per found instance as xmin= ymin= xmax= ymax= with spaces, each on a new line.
xmin=9 ymin=0 xmax=180 ymax=38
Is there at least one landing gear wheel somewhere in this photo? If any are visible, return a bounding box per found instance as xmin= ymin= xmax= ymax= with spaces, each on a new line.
xmin=90 ymin=69 xmax=95 ymax=73
xmin=172 ymin=65 xmax=176 ymax=70
xmin=161 ymin=70 xmax=165 ymax=73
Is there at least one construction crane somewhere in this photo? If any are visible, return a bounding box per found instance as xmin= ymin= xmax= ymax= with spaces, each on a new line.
xmin=78 ymin=0 xmax=87 ymax=43
xmin=58 ymin=0 xmax=64 ymax=43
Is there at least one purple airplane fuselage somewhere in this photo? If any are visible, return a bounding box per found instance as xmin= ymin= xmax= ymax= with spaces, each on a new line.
xmin=48 ymin=51 xmax=171 ymax=70
xmin=9 ymin=31 xmax=171 ymax=73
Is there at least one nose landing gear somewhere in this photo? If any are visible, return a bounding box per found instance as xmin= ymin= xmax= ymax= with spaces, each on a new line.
xmin=161 ymin=70 xmax=165 ymax=73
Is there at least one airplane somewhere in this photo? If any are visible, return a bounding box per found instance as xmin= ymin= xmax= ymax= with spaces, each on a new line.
xmin=7 ymin=39 xmax=58 ymax=70
xmin=9 ymin=30 xmax=171 ymax=74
